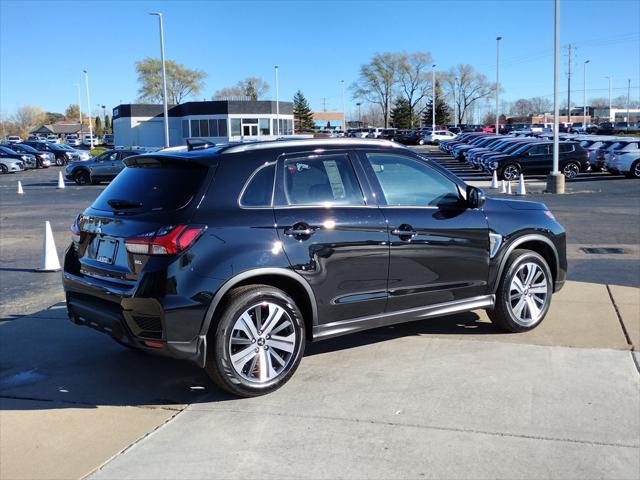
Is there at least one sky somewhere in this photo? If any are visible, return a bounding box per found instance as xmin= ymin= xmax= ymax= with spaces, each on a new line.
xmin=1 ymin=0 xmax=639 ymax=121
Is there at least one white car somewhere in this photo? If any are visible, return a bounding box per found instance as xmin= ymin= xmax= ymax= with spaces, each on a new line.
xmin=46 ymin=134 xmax=59 ymax=143
xmin=366 ymin=128 xmax=384 ymax=138
xmin=425 ymin=130 xmax=457 ymax=142
xmin=83 ymin=134 xmax=99 ymax=146
xmin=65 ymin=134 xmax=81 ymax=147
xmin=606 ymin=148 xmax=640 ymax=178
xmin=603 ymin=140 xmax=640 ymax=166
xmin=7 ymin=135 xmax=21 ymax=143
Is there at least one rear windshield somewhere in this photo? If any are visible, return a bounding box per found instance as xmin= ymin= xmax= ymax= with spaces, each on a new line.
xmin=92 ymin=165 xmax=208 ymax=213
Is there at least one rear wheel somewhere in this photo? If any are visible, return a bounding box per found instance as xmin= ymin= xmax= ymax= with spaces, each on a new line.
xmin=55 ymin=156 xmax=64 ymax=166
xmin=501 ymin=164 xmax=520 ymax=181
xmin=626 ymin=160 xmax=640 ymax=179
xmin=74 ymin=170 xmax=90 ymax=185
xmin=205 ymin=285 xmax=306 ymax=397
xmin=489 ymin=249 xmax=553 ymax=333
xmin=0 ymin=164 xmax=7 ymax=174
xmin=562 ymin=162 xmax=580 ymax=180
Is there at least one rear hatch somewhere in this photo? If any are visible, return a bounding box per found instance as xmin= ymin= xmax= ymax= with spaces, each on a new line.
xmin=73 ymin=155 xmax=215 ymax=285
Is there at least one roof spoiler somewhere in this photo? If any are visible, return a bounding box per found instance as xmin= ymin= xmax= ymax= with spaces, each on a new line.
xmin=187 ymin=138 xmax=216 ymax=151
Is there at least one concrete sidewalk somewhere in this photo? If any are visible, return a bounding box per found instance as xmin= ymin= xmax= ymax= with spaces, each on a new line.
xmin=1 ymin=280 xmax=638 ymax=480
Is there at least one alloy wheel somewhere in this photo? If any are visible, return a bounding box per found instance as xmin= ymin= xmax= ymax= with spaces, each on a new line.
xmin=633 ymin=161 xmax=640 ymax=178
xmin=508 ymin=262 xmax=549 ymax=327
xmin=503 ymin=165 xmax=520 ymax=181
xmin=563 ymin=162 xmax=579 ymax=179
xmin=228 ymin=302 xmax=297 ymax=383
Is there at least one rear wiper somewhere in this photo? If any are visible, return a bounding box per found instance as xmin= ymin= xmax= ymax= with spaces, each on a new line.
xmin=107 ymin=199 xmax=143 ymax=209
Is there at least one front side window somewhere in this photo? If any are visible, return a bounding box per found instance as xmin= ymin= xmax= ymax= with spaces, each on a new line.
xmin=281 ymin=154 xmax=364 ymax=206
xmin=365 ymin=153 xmax=460 ymax=207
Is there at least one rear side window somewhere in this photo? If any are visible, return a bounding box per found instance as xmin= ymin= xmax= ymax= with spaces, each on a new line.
xmin=280 ymin=154 xmax=364 ymax=206
xmin=92 ymin=164 xmax=207 ymax=213
xmin=240 ymin=163 xmax=275 ymax=207
xmin=559 ymin=144 xmax=574 ymax=153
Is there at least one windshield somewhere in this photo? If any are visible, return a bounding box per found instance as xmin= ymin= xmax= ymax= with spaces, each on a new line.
xmin=0 ymin=146 xmax=17 ymax=154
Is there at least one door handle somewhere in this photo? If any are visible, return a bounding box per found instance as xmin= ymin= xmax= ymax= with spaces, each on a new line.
xmin=284 ymin=223 xmax=317 ymax=238
xmin=391 ymin=226 xmax=417 ymax=237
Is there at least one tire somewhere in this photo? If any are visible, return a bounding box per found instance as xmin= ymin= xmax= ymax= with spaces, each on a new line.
xmin=205 ymin=285 xmax=306 ymax=397
xmin=489 ymin=249 xmax=553 ymax=333
xmin=418 ymin=139 xmax=425 ymax=145
xmin=55 ymin=156 xmax=64 ymax=166
xmin=562 ymin=162 xmax=580 ymax=180
xmin=501 ymin=164 xmax=520 ymax=181
xmin=0 ymin=164 xmax=7 ymax=174
xmin=74 ymin=170 xmax=90 ymax=185
xmin=626 ymin=160 xmax=640 ymax=179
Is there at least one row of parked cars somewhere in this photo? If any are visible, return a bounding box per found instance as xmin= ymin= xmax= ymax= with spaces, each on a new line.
xmin=8 ymin=133 xmax=115 ymax=147
xmin=0 ymin=140 xmax=92 ymax=173
xmin=439 ymin=132 xmax=640 ymax=180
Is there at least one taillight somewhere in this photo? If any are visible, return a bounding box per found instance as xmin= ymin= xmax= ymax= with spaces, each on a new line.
xmin=71 ymin=215 xmax=81 ymax=244
xmin=125 ymin=225 xmax=206 ymax=255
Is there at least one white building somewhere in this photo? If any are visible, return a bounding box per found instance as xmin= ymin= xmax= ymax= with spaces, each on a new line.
xmin=113 ymin=100 xmax=294 ymax=147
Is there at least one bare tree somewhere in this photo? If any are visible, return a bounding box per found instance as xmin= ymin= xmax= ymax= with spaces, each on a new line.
xmin=443 ymin=64 xmax=496 ymax=124
xmin=512 ymin=98 xmax=534 ymax=117
xmin=212 ymin=87 xmax=246 ymax=100
xmin=213 ymin=77 xmax=270 ymax=101
xmin=12 ymin=106 xmax=45 ymax=137
xmin=529 ymin=96 xmax=552 ymax=114
xmin=352 ymin=52 xmax=401 ymax=127
xmin=397 ymin=51 xmax=433 ymax=128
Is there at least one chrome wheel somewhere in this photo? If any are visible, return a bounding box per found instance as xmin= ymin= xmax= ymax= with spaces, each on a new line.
xmin=228 ymin=302 xmax=296 ymax=383
xmin=503 ymin=165 xmax=520 ymax=181
xmin=508 ymin=262 xmax=549 ymax=327
xmin=563 ymin=162 xmax=579 ymax=179
xmin=632 ymin=161 xmax=640 ymax=178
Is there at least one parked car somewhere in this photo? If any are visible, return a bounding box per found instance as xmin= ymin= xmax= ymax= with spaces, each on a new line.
xmin=46 ymin=134 xmax=60 ymax=143
xmin=606 ymin=147 xmax=640 ymax=178
xmin=59 ymin=143 xmax=92 ymax=161
xmin=101 ymin=134 xmax=114 ymax=146
xmin=0 ymin=145 xmax=34 ymax=169
xmin=0 ymin=156 xmax=25 ymax=173
xmin=22 ymin=141 xmax=78 ymax=165
xmin=602 ymin=140 xmax=640 ymax=169
xmin=83 ymin=134 xmax=100 ymax=146
xmin=4 ymin=142 xmax=52 ymax=168
xmin=380 ymin=129 xmax=397 ymax=141
xmin=63 ymin=138 xmax=566 ymax=397
xmin=66 ymin=134 xmax=81 ymax=147
xmin=7 ymin=135 xmax=21 ymax=143
xmin=366 ymin=128 xmax=384 ymax=139
xmin=65 ymin=149 xmax=140 ymax=184
xmin=490 ymin=141 xmax=589 ymax=180
xmin=597 ymin=122 xmax=640 ymax=135
xmin=424 ymin=130 xmax=457 ymax=143
xmin=591 ymin=139 xmax=627 ymax=171
xmin=568 ymin=122 xmax=598 ymax=134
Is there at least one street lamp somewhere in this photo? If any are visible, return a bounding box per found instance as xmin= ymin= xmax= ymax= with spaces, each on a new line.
xmin=547 ymin=0 xmax=563 ymax=193
xmin=274 ymin=65 xmax=280 ymax=136
xmin=356 ymin=102 xmax=361 ymax=125
xmin=341 ymin=79 xmax=345 ymax=132
xmin=149 ymin=12 xmax=170 ymax=147
xmin=74 ymin=83 xmax=83 ymax=132
xmin=83 ymin=70 xmax=94 ymax=148
xmin=496 ymin=36 xmax=502 ymax=134
xmin=453 ymin=77 xmax=458 ymax=128
xmin=431 ymin=64 xmax=436 ymax=132
xmin=583 ymin=60 xmax=590 ymax=128
xmin=606 ymin=75 xmax=613 ymax=121
xmin=101 ymin=105 xmax=106 ymax=133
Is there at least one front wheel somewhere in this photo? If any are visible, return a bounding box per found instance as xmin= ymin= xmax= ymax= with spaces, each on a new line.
xmin=489 ymin=249 xmax=553 ymax=332
xmin=74 ymin=170 xmax=90 ymax=185
xmin=55 ymin=156 xmax=64 ymax=166
xmin=418 ymin=139 xmax=425 ymax=145
xmin=501 ymin=164 xmax=520 ymax=181
xmin=626 ymin=160 xmax=640 ymax=179
xmin=562 ymin=162 xmax=580 ymax=180
xmin=205 ymin=285 xmax=306 ymax=397
xmin=0 ymin=164 xmax=7 ymax=174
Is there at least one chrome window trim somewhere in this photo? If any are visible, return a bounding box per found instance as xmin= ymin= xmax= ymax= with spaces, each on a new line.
xmin=237 ymin=161 xmax=277 ymax=209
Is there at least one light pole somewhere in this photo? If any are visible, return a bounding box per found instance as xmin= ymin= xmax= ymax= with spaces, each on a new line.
xmin=101 ymin=105 xmax=107 ymax=133
xmin=431 ymin=64 xmax=436 ymax=132
xmin=149 ymin=12 xmax=170 ymax=147
xmin=453 ymin=77 xmax=458 ymax=128
xmin=341 ymin=79 xmax=345 ymax=132
xmin=582 ymin=60 xmax=589 ymax=128
xmin=74 ymin=83 xmax=83 ymax=132
xmin=356 ymin=102 xmax=361 ymax=126
xmin=627 ymin=78 xmax=631 ymax=123
xmin=274 ymin=65 xmax=280 ymax=136
xmin=547 ymin=0 xmax=563 ymax=193
xmin=496 ymin=36 xmax=502 ymax=134
xmin=606 ymin=75 xmax=613 ymax=121
xmin=83 ymin=70 xmax=94 ymax=148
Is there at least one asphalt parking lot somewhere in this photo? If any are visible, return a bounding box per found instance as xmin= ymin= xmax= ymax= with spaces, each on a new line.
xmin=1 ymin=151 xmax=639 ymax=479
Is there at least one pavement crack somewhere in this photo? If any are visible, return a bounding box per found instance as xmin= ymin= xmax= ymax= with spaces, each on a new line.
xmin=194 ymin=407 xmax=640 ymax=450
xmin=606 ymin=284 xmax=636 ymax=361
xmin=0 ymin=394 xmax=183 ymax=411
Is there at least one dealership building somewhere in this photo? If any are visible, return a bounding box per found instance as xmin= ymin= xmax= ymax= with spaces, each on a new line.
xmin=113 ymin=100 xmax=294 ymax=147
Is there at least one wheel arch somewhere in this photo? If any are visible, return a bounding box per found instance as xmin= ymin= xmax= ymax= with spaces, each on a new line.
xmin=200 ymin=268 xmax=318 ymax=341
xmin=493 ymin=234 xmax=559 ymax=293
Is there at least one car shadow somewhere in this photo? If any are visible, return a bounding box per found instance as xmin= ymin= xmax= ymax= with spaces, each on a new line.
xmin=0 ymin=304 xmax=499 ymax=410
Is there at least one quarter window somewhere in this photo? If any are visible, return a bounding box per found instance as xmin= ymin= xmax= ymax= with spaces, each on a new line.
xmin=240 ymin=163 xmax=275 ymax=207
xmin=365 ymin=153 xmax=460 ymax=207
xmin=281 ymin=154 xmax=364 ymax=206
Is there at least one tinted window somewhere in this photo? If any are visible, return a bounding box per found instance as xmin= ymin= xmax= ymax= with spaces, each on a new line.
xmin=528 ymin=145 xmax=548 ymax=155
xmin=92 ymin=164 xmax=207 ymax=213
xmin=365 ymin=153 xmax=460 ymax=207
xmin=191 ymin=119 xmax=200 ymax=137
xmin=559 ymin=144 xmax=575 ymax=153
xmin=281 ymin=154 xmax=363 ymax=206
xmin=241 ymin=163 xmax=275 ymax=207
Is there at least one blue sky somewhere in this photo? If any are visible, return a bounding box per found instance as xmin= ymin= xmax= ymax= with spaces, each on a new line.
xmin=1 ymin=0 xmax=638 ymax=120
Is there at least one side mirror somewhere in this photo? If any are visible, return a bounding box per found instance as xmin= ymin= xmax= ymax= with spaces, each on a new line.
xmin=466 ymin=185 xmax=485 ymax=209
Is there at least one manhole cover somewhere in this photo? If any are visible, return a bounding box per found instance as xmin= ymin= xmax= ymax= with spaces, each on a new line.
xmin=580 ymin=247 xmax=626 ymax=254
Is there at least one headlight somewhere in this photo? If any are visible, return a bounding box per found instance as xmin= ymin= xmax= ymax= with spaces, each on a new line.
xmin=21 ymin=155 xmax=29 ymax=160
xmin=65 ymin=152 xmax=73 ymax=158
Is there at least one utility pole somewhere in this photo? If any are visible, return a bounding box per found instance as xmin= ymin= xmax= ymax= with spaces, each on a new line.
xmin=606 ymin=75 xmax=613 ymax=121
xmin=566 ymin=43 xmax=572 ymax=125
xmin=547 ymin=0 xmax=564 ymax=194
xmin=341 ymin=80 xmax=345 ymax=132
xmin=453 ymin=77 xmax=458 ymax=128
xmin=431 ymin=64 xmax=436 ymax=132
xmin=320 ymin=97 xmax=328 ymax=112
xmin=583 ymin=60 xmax=590 ymax=127
xmin=627 ymin=78 xmax=631 ymax=123
xmin=495 ymin=36 xmax=502 ymax=134
xmin=356 ymin=102 xmax=361 ymax=126
xmin=149 ymin=12 xmax=170 ymax=147
xmin=274 ymin=65 xmax=280 ymax=136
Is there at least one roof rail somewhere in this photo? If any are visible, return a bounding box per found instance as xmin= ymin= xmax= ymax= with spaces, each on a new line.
xmin=219 ymin=138 xmax=407 ymax=154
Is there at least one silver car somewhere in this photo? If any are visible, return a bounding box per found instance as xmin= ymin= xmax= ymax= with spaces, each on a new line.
xmin=0 ymin=157 xmax=24 ymax=173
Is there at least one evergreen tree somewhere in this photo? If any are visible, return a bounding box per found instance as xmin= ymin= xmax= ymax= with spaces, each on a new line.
xmin=390 ymin=98 xmax=415 ymax=129
xmin=293 ymin=90 xmax=315 ymax=132
xmin=94 ymin=116 xmax=103 ymax=138
xmin=422 ymin=80 xmax=450 ymax=126
xmin=104 ymin=114 xmax=111 ymax=134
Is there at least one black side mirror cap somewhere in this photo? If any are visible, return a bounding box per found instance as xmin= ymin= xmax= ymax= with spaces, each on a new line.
xmin=466 ymin=185 xmax=486 ymax=209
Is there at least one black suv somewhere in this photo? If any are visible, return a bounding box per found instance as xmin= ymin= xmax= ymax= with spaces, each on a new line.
xmin=491 ymin=141 xmax=590 ymax=180
xmin=63 ymin=139 xmax=567 ymax=397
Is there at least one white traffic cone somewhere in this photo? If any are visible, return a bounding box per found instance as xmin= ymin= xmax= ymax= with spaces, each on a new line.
xmin=501 ymin=180 xmax=507 ymax=194
xmin=490 ymin=170 xmax=499 ymax=189
xmin=37 ymin=221 xmax=61 ymax=272
xmin=517 ymin=174 xmax=527 ymax=196
xmin=57 ymin=171 xmax=65 ymax=189
xmin=506 ymin=181 xmax=512 ymax=195
xmin=17 ymin=181 xmax=24 ymax=194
